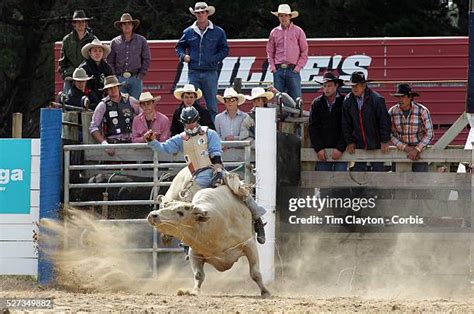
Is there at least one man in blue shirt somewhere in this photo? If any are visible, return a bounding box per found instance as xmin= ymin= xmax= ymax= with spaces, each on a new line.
xmin=145 ymin=107 xmax=266 ymax=244
xmin=175 ymin=2 xmax=229 ymax=121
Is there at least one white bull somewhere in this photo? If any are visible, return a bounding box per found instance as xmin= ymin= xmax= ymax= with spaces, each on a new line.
xmin=148 ymin=169 xmax=270 ymax=298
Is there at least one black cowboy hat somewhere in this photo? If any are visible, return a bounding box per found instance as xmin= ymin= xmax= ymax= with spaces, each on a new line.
xmin=390 ymin=83 xmax=420 ymax=97
xmin=316 ymin=71 xmax=343 ymax=86
xmin=344 ymin=71 xmax=372 ymax=86
xmin=72 ymin=10 xmax=93 ymax=21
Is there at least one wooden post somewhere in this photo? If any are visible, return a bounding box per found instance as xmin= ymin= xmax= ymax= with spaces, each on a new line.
xmin=12 ymin=113 xmax=22 ymax=138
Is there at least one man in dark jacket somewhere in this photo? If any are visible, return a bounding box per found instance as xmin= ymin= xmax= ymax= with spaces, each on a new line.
xmin=309 ymin=71 xmax=347 ymax=171
xmin=176 ymin=2 xmax=229 ymax=121
xmin=58 ymin=10 xmax=97 ymax=94
xmin=65 ymin=68 xmax=93 ymax=108
xmin=170 ymin=84 xmax=215 ymax=136
xmin=342 ymin=71 xmax=391 ymax=171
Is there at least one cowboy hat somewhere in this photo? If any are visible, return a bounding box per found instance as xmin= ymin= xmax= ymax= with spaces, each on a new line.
xmin=245 ymin=87 xmax=274 ymax=101
xmin=344 ymin=71 xmax=372 ymax=86
xmin=316 ymin=71 xmax=343 ymax=86
xmin=100 ymin=75 xmax=125 ymax=90
xmin=390 ymin=83 xmax=420 ymax=97
xmin=72 ymin=10 xmax=92 ymax=21
xmin=216 ymin=87 xmax=246 ymax=106
xmin=271 ymin=4 xmax=299 ymax=18
xmin=114 ymin=13 xmax=140 ymax=31
xmin=81 ymin=39 xmax=111 ymax=59
xmin=138 ymin=91 xmax=161 ymax=103
xmin=65 ymin=68 xmax=93 ymax=81
xmin=173 ymin=84 xmax=203 ymax=101
xmin=189 ymin=2 xmax=215 ymax=16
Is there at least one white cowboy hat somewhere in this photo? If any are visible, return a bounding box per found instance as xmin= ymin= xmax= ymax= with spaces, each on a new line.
xmin=99 ymin=75 xmax=125 ymax=90
xmin=189 ymin=2 xmax=215 ymax=16
xmin=245 ymin=87 xmax=274 ymax=101
xmin=173 ymin=84 xmax=203 ymax=101
xmin=216 ymin=87 xmax=246 ymax=106
xmin=271 ymin=4 xmax=299 ymax=18
xmin=65 ymin=68 xmax=93 ymax=81
xmin=138 ymin=91 xmax=161 ymax=103
xmin=81 ymin=39 xmax=111 ymax=59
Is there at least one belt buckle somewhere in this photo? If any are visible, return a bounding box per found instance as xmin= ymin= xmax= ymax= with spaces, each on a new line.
xmin=123 ymin=71 xmax=131 ymax=78
xmin=280 ymin=64 xmax=288 ymax=69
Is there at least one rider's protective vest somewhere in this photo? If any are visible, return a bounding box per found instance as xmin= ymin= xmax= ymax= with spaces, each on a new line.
xmin=102 ymin=94 xmax=134 ymax=137
xmin=182 ymin=127 xmax=212 ymax=174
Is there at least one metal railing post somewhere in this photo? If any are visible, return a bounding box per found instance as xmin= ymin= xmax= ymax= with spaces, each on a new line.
xmin=152 ymin=150 xmax=160 ymax=276
xmin=64 ymin=150 xmax=70 ymax=207
xmin=244 ymin=142 xmax=251 ymax=184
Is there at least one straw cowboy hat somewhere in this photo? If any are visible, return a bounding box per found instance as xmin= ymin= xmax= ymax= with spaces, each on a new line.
xmin=216 ymin=87 xmax=246 ymax=106
xmin=245 ymin=87 xmax=274 ymax=101
xmin=100 ymin=75 xmax=125 ymax=90
xmin=138 ymin=91 xmax=161 ymax=103
xmin=316 ymin=71 xmax=344 ymax=86
xmin=344 ymin=71 xmax=373 ymax=86
xmin=390 ymin=84 xmax=420 ymax=97
xmin=173 ymin=84 xmax=203 ymax=101
xmin=72 ymin=10 xmax=93 ymax=21
xmin=65 ymin=68 xmax=93 ymax=81
xmin=114 ymin=13 xmax=140 ymax=31
xmin=271 ymin=4 xmax=299 ymax=18
xmin=189 ymin=2 xmax=215 ymax=16
xmin=81 ymin=39 xmax=111 ymax=59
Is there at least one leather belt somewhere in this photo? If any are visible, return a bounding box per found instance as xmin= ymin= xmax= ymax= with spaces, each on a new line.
xmin=276 ymin=63 xmax=295 ymax=70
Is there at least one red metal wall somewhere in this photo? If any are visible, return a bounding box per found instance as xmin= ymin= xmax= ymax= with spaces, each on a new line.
xmin=54 ymin=37 xmax=469 ymax=144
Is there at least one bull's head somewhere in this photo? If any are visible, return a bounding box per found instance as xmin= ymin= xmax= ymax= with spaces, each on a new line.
xmin=147 ymin=200 xmax=210 ymax=236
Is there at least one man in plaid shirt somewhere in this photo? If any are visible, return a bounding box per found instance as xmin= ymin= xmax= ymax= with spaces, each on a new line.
xmin=388 ymin=84 xmax=434 ymax=172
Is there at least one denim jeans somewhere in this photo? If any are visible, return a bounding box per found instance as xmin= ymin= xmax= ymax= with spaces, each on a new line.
xmin=352 ymin=162 xmax=385 ymax=172
xmin=273 ymin=68 xmax=302 ymax=101
xmin=63 ymin=80 xmax=72 ymax=96
xmin=188 ymin=70 xmax=218 ymax=121
xmin=392 ymin=162 xmax=429 ymax=172
xmin=118 ymin=75 xmax=143 ymax=100
xmin=315 ymin=161 xmax=348 ymax=171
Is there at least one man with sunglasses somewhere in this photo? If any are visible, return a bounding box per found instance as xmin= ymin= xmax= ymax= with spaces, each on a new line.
xmin=176 ymin=2 xmax=229 ymax=122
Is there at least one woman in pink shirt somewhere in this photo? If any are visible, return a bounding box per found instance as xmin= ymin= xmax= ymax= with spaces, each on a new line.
xmin=132 ymin=92 xmax=170 ymax=142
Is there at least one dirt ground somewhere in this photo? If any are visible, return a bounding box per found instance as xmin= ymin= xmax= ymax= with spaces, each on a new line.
xmin=3 ymin=211 xmax=474 ymax=312
xmin=2 ymin=276 xmax=474 ymax=312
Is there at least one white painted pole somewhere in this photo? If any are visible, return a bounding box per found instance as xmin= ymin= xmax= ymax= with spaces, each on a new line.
xmin=255 ymin=107 xmax=276 ymax=283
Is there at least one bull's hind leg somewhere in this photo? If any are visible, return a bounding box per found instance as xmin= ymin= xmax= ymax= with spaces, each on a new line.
xmin=243 ymin=241 xmax=271 ymax=298
xmin=189 ymin=248 xmax=205 ymax=295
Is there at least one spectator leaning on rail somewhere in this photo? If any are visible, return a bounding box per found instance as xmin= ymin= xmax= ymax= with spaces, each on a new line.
xmin=107 ymin=13 xmax=151 ymax=100
xmin=266 ymin=4 xmax=308 ymax=101
xmin=342 ymin=71 xmax=391 ymax=172
xmin=176 ymin=2 xmax=229 ymax=122
xmin=144 ymin=106 xmax=266 ymax=244
xmin=214 ymin=87 xmax=251 ymax=141
xmin=309 ymin=71 xmax=347 ymax=171
xmin=241 ymin=87 xmax=275 ymax=139
xmin=170 ymin=84 xmax=215 ymax=136
xmin=65 ymin=68 xmax=93 ymax=108
xmin=58 ymin=10 xmax=97 ymax=94
xmin=89 ymin=75 xmax=140 ymax=156
xmin=79 ymin=39 xmax=113 ymax=109
xmin=388 ymin=84 xmax=434 ymax=172
xmin=132 ymin=92 xmax=170 ymax=143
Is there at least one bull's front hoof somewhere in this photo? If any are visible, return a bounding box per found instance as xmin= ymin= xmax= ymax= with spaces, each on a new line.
xmin=177 ymin=289 xmax=197 ymax=296
xmin=261 ymin=290 xmax=272 ymax=299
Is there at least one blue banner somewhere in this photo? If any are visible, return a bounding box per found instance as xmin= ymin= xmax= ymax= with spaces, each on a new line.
xmin=0 ymin=139 xmax=31 ymax=214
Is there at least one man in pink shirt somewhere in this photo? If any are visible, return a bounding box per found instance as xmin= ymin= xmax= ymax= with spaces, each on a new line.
xmin=132 ymin=92 xmax=170 ymax=143
xmin=266 ymin=4 xmax=308 ymax=101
